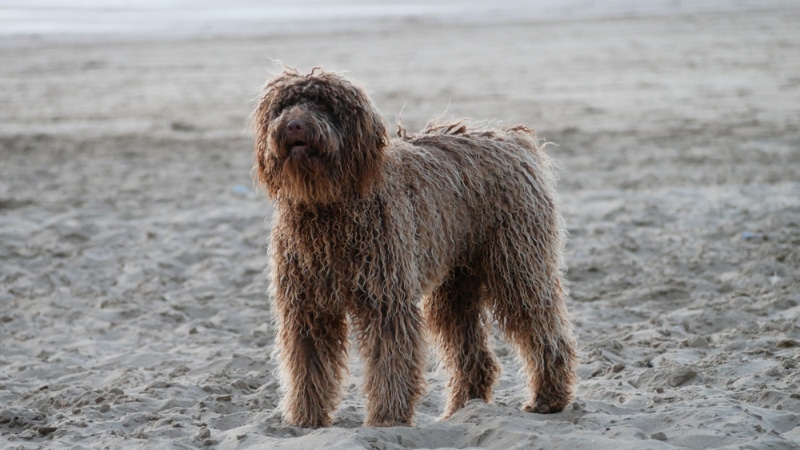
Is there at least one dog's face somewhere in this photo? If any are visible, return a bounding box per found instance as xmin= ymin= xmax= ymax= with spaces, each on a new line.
xmin=253 ymin=69 xmax=388 ymax=204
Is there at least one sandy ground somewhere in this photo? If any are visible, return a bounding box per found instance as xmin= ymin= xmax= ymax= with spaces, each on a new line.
xmin=2 ymin=4 xmax=800 ymax=449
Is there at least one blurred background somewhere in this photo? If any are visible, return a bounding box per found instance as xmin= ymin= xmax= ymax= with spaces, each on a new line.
xmin=4 ymin=0 xmax=789 ymax=36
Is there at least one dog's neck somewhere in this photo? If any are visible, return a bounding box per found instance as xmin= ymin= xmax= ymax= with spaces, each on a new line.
xmin=277 ymin=193 xmax=379 ymax=218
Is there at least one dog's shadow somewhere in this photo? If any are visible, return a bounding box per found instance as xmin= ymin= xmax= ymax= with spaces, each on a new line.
xmin=332 ymin=405 xmax=364 ymax=429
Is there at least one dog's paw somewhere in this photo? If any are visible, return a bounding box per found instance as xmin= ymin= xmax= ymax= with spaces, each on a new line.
xmin=523 ymin=398 xmax=568 ymax=414
xmin=364 ymin=417 xmax=413 ymax=427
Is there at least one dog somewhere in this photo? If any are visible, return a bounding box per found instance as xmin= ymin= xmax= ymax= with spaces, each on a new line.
xmin=252 ymin=68 xmax=578 ymax=427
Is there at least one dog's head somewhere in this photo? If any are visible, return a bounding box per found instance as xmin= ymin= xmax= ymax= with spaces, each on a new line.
xmin=252 ymin=68 xmax=388 ymax=204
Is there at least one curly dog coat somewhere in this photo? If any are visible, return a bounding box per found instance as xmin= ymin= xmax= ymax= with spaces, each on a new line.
xmin=252 ymin=68 xmax=578 ymax=428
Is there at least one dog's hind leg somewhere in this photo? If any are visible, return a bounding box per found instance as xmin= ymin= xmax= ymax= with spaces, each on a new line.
xmin=491 ymin=274 xmax=578 ymax=414
xmin=424 ymin=266 xmax=499 ymax=419
xmin=485 ymin=212 xmax=578 ymax=414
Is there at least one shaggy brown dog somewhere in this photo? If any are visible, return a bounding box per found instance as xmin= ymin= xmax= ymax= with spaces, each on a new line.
xmin=252 ymin=68 xmax=578 ymax=428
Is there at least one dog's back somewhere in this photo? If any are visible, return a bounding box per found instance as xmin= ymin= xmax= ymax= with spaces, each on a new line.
xmin=381 ymin=120 xmax=564 ymax=294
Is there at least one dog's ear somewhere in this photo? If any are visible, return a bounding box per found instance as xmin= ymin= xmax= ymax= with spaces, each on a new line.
xmin=341 ymin=87 xmax=389 ymax=196
xmin=252 ymin=71 xmax=300 ymax=198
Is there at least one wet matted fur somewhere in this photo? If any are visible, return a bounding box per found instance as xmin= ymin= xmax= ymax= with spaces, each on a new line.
xmin=252 ymin=68 xmax=578 ymax=428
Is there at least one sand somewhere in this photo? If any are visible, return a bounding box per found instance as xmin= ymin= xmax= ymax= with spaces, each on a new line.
xmin=1 ymin=3 xmax=800 ymax=449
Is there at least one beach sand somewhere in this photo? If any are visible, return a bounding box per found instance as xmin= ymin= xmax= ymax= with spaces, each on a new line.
xmin=1 ymin=4 xmax=800 ymax=449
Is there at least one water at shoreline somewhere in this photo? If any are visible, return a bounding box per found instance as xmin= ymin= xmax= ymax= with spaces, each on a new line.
xmin=0 ymin=0 xmax=793 ymax=37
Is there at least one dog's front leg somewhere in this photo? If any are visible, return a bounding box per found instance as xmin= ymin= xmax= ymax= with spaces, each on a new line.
xmin=350 ymin=291 xmax=426 ymax=427
xmin=272 ymin=251 xmax=349 ymax=428
xmin=274 ymin=298 xmax=348 ymax=427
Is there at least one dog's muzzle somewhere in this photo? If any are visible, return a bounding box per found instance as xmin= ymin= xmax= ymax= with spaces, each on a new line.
xmin=285 ymin=118 xmax=313 ymax=158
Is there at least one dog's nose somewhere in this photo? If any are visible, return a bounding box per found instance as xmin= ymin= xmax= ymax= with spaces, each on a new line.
xmin=286 ymin=119 xmax=305 ymax=133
